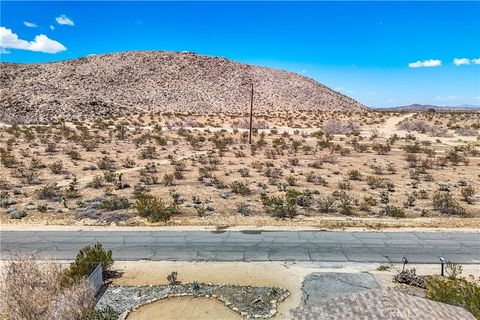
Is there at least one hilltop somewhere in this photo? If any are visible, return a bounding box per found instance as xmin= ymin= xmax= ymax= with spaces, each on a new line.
xmin=0 ymin=51 xmax=367 ymax=123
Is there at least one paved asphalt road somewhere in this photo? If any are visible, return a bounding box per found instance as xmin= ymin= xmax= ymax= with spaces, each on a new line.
xmin=1 ymin=230 xmax=479 ymax=263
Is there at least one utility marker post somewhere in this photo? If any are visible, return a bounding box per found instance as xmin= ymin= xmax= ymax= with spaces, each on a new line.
xmin=249 ymin=82 xmax=254 ymax=144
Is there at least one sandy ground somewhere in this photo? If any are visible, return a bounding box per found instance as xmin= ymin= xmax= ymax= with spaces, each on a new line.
xmin=112 ymin=261 xmax=313 ymax=320
xmin=2 ymin=223 xmax=480 ymax=233
xmin=128 ymin=297 xmax=242 ymax=320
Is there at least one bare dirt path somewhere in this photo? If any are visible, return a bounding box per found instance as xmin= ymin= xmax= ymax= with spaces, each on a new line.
xmin=369 ymin=113 xmax=414 ymax=137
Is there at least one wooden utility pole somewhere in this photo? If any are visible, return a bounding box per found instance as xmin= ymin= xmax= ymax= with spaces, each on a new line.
xmin=249 ymin=82 xmax=254 ymax=144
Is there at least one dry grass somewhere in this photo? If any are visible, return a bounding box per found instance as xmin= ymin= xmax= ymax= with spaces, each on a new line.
xmin=0 ymin=255 xmax=95 ymax=320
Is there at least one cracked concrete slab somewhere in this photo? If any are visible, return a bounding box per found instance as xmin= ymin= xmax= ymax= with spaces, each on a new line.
xmin=301 ymin=272 xmax=379 ymax=306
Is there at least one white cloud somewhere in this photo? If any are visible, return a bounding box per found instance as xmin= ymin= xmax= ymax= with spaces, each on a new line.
xmin=472 ymin=58 xmax=480 ymax=65
xmin=0 ymin=47 xmax=10 ymax=54
xmin=23 ymin=21 xmax=37 ymax=28
xmin=50 ymin=25 xmax=55 ymax=30
xmin=0 ymin=26 xmax=66 ymax=53
xmin=56 ymin=14 xmax=74 ymax=26
xmin=453 ymin=58 xmax=470 ymax=66
xmin=408 ymin=59 xmax=442 ymax=68
xmin=434 ymin=95 xmax=463 ymax=101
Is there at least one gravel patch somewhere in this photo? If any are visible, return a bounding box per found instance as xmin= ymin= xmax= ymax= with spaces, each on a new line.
xmin=96 ymin=282 xmax=290 ymax=319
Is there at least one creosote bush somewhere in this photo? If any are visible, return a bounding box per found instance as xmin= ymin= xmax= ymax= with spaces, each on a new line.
xmin=381 ymin=205 xmax=405 ymax=218
xmin=229 ymin=181 xmax=251 ymax=195
xmin=432 ymin=191 xmax=466 ymax=215
xmin=99 ymin=195 xmax=130 ymax=211
xmin=63 ymin=242 xmax=113 ymax=283
xmin=135 ymin=193 xmax=177 ymax=222
xmin=426 ymin=275 xmax=480 ymax=319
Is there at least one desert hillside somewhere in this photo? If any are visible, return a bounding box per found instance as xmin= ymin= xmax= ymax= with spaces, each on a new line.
xmin=0 ymin=51 xmax=366 ymax=123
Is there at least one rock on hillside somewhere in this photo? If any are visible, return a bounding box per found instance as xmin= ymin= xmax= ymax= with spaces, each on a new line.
xmin=0 ymin=51 xmax=367 ymax=123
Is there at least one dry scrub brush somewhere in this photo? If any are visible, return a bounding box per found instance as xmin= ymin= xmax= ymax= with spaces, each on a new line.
xmin=0 ymin=255 xmax=95 ymax=320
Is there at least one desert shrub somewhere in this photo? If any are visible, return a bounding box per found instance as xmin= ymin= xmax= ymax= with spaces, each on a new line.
xmin=352 ymin=142 xmax=370 ymax=153
xmin=49 ymin=160 xmax=64 ymax=174
xmin=0 ymin=191 xmax=10 ymax=208
xmin=261 ymin=194 xmax=297 ymax=218
xmin=229 ymin=181 xmax=251 ymax=195
xmin=66 ymin=149 xmax=82 ymax=160
xmin=402 ymin=142 xmax=424 ymax=154
xmin=265 ymin=167 xmax=283 ymax=178
xmin=45 ymin=142 xmax=57 ymax=153
xmin=398 ymin=119 xmax=432 ymax=133
xmin=139 ymin=168 xmax=159 ymax=185
xmin=286 ymin=175 xmax=297 ymax=186
xmin=103 ymin=170 xmax=117 ymax=183
xmin=88 ymin=306 xmax=119 ymax=320
xmin=445 ymin=149 xmax=469 ymax=166
xmin=289 ymin=157 xmax=300 ymax=166
xmin=318 ymin=195 xmax=336 ymax=213
xmin=0 ymin=256 xmax=95 ymax=320
xmin=8 ymin=208 xmax=27 ymax=219
xmin=426 ymin=276 xmax=480 ymax=319
xmin=65 ymin=178 xmax=80 ymax=198
xmin=360 ymin=195 xmax=378 ymax=212
xmin=236 ymin=202 xmax=252 ymax=216
xmin=461 ymin=186 xmax=476 ymax=204
xmin=322 ymin=120 xmax=359 ymax=135
xmin=338 ymin=180 xmax=351 ymax=190
xmin=173 ymin=168 xmax=184 ymax=180
xmin=122 ymin=157 xmax=136 ymax=168
xmin=64 ymin=243 xmax=113 ymax=282
xmin=381 ymin=205 xmax=405 ymax=218
xmin=0 ymin=148 xmax=18 ymax=168
xmin=403 ymin=194 xmax=416 ymax=207
xmin=348 ymin=169 xmax=362 ymax=181
xmin=336 ymin=192 xmax=354 ymax=215
xmin=432 ymin=191 xmax=466 ymax=215
xmin=163 ymin=173 xmax=175 ymax=186
xmin=239 ymin=168 xmax=250 ymax=177
xmin=115 ymin=122 xmax=129 ymax=140
xmin=97 ymin=156 xmax=116 ymax=171
xmin=82 ymin=139 xmax=99 ymax=152
xmin=135 ymin=194 xmax=176 ymax=222
xmin=37 ymin=183 xmax=61 ymax=201
xmin=88 ymin=176 xmax=105 ymax=189
xmin=456 ymin=127 xmax=478 ymax=136
xmin=99 ymin=195 xmax=130 ymax=211
xmin=139 ymin=146 xmax=157 ymax=159
xmin=366 ymin=176 xmax=387 ymax=189
xmin=372 ymin=143 xmax=391 ymax=155
xmin=306 ymin=171 xmax=327 ymax=186
xmin=212 ymin=176 xmax=227 ymax=189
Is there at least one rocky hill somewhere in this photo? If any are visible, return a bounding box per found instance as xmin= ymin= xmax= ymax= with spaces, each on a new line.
xmin=0 ymin=51 xmax=367 ymax=123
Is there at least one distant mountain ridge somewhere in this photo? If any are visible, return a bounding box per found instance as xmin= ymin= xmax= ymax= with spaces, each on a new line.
xmin=377 ymin=103 xmax=480 ymax=112
xmin=0 ymin=50 xmax=367 ymax=124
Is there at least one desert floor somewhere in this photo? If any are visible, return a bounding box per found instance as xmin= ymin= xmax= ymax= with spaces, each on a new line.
xmin=1 ymin=110 xmax=479 ymax=229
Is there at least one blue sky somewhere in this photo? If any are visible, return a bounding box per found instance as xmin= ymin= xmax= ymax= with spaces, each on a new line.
xmin=1 ymin=1 xmax=479 ymax=108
